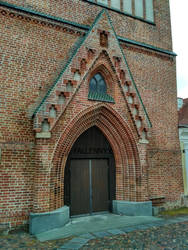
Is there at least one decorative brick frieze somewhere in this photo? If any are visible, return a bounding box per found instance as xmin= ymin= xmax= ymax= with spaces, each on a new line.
xmin=0 ymin=7 xmax=85 ymax=37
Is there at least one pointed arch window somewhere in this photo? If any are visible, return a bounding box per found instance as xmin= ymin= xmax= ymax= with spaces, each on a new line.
xmin=88 ymin=73 xmax=114 ymax=103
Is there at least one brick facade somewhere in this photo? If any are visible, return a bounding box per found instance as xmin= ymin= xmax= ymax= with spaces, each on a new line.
xmin=0 ymin=0 xmax=184 ymax=228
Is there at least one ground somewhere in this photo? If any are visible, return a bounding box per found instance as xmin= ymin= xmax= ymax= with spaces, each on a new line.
xmin=1 ymin=216 xmax=188 ymax=249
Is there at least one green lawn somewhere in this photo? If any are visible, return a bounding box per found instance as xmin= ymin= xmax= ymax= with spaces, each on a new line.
xmin=159 ymin=207 xmax=188 ymax=217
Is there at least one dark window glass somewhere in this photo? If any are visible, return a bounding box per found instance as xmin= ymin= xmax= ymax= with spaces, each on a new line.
xmin=95 ymin=73 xmax=102 ymax=82
xmin=90 ymin=78 xmax=97 ymax=92
xmin=89 ymin=73 xmax=107 ymax=94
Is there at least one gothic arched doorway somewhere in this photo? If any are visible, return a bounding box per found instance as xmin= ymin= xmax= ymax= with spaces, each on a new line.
xmin=64 ymin=126 xmax=116 ymax=216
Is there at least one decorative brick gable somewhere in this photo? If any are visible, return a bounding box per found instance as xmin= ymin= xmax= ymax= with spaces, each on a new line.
xmin=33 ymin=10 xmax=150 ymax=142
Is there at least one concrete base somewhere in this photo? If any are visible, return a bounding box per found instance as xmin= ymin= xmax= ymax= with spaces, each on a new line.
xmin=112 ymin=200 xmax=152 ymax=216
xmin=0 ymin=223 xmax=11 ymax=236
xmin=29 ymin=206 xmax=70 ymax=235
xmin=152 ymin=206 xmax=165 ymax=216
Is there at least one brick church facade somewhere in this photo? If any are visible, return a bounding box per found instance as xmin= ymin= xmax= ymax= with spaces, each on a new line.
xmin=0 ymin=0 xmax=184 ymax=229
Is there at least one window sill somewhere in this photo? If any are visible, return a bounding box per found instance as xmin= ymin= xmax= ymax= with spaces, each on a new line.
xmin=88 ymin=91 xmax=115 ymax=103
xmin=36 ymin=132 xmax=51 ymax=139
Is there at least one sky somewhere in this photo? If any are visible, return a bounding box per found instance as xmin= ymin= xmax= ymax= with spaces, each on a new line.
xmin=169 ymin=0 xmax=188 ymax=98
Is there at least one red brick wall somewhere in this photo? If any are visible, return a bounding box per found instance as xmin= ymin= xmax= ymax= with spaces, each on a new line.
xmin=0 ymin=8 xmax=81 ymax=227
xmin=123 ymin=45 xmax=183 ymax=203
xmin=4 ymin=0 xmax=172 ymax=50
xmin=123 ymin=45 xmax=179 ymax=150
xmin=0 ymin=10 xmax=80 ymax=138
xmin=0 ymin=0 xmax=183 ymax=228
xmin=0 ymin=142 xmax=35 ymax=227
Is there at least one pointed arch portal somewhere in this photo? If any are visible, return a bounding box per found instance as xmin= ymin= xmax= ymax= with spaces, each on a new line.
xmin=50 ymin=104 xmax=144 ymax=212
xmin=64 ymin=126 xmax=116 ymax=216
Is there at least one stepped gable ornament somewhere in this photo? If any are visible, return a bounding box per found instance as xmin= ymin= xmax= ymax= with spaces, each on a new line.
xmin=113 ymin=56 xmax=121 ymax=68
xmin=80 ymin=58 xmax=87 ymax=73
xmin=100 ymin=30 xmax=108 ymax=47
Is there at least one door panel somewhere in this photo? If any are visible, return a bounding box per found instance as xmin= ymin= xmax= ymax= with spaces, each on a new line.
xmin=70 ymin=159 xmax=90 ymax=215
xmin=92 ymin=159 xmax=109 ymax=212
xmin=70 ymin=158 xmax=109 ymax=216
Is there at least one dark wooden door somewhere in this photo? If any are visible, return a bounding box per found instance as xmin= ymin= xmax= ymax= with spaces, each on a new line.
xmin=92 ymin=159 xmax=109 ymax=212
xmin=70 ymin=159 xmax=109 ymax=216
xmin=70 ymin=159 xmax=90 ymax=216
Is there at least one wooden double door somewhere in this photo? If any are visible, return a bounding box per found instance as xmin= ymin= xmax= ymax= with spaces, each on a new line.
xmin=70 ymin=158 xmax=109 ymax=216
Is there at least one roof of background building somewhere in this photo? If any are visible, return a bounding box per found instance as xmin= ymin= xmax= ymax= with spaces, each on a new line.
xmin=179 ymin=98 xmax=188 ymax=126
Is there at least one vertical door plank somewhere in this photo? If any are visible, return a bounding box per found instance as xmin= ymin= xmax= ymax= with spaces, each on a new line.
xmin=92 ymin=159 xmax=109 ymax=212
xmin=70 ymin=159 xmax=90 ymax=215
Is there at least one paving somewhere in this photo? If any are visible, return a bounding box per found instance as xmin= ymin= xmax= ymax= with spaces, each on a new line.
xmin=1 ymin=215 xmax=188 ymax=249
xmin=33 ymin=213 xmax=188 ymax=249
xmin=55 ymin=215 xmax=188 ymax=249
xmin=36 ymin=213 xmax=162 ymax=242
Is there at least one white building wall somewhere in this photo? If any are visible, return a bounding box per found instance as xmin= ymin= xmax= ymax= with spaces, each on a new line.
xmin=179 ymin=128 xmax=188 ymax=195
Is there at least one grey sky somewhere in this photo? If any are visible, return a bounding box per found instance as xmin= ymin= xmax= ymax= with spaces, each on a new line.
xmin=170 ymin=0 xmax=188 ymax=98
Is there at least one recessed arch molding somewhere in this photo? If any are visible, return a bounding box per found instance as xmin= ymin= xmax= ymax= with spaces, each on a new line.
xmin=48 ymin=103 xmax=148 ymax=211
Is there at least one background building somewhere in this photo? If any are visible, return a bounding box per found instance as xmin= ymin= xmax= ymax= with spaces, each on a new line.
xmin=178 ymin=98 xmax=188 ymax=195
xmin=0 ymin=0 xmax=184 ymax=231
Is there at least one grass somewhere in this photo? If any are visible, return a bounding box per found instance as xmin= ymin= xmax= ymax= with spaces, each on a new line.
xmin=159 ymin=207 xmax=188 ymax=217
